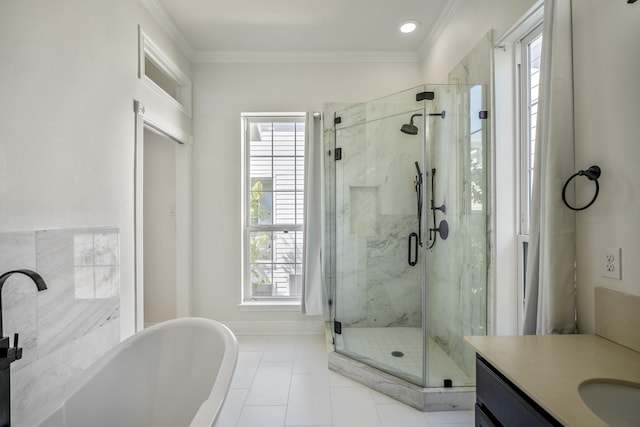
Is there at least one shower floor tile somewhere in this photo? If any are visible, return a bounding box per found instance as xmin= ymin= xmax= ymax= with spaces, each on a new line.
xmin=336 ymin=327 xmax=473 ymax=387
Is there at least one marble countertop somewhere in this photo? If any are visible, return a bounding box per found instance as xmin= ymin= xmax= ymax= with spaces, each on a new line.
xmin=464 ymin=334 xmax=640 ymax=427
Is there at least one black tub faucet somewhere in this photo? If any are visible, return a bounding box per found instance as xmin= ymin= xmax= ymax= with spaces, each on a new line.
xmin=0 ymin=269 xmax=48 ymax=427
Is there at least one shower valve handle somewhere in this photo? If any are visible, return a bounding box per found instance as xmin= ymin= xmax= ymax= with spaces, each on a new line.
xmin=431 ymin=203 xmax=446 ymax=214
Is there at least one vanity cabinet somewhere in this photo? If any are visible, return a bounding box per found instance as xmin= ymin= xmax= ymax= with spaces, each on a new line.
xmin=475 ymin=355 xmax=562 ymax=427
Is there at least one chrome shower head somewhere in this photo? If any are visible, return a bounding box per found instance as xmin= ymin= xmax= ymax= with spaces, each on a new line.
xmin=401 ymin=114 xmax=422 ymax=135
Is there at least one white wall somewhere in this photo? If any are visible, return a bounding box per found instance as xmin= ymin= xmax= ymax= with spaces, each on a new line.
xmin=143 ymin=129 xmax=177 ymax=324
xmin=0 ymin=0 xmax=192 ymax=339
xmin=573 ymin=0 xmax=640 ymax=332
xmin=192 ymin=61 xmax=422 ymax=330
xmin=420 ymin=0 xmax=538 ymax=82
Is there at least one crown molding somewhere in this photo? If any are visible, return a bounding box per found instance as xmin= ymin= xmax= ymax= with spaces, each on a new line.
xmin=139 ymin=0 xmax=195 ymax=61
xmin=417 ymin=0 xmax=463 ymax=61
xmin=140 ymin=0 xmax=437 ymax=64
xmin=193 ymin=49 xmax=421 ymax=64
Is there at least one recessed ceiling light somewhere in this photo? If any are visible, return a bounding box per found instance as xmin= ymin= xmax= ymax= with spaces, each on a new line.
xmin=400 ymin=20 xmax=419 ymax=34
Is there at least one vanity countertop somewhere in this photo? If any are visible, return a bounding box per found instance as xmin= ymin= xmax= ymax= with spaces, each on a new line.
xmin=465 ymin=334 xmax=640 ymax=427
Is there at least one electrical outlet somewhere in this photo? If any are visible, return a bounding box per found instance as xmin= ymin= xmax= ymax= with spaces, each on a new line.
xmin=602 ymin=248 xmax=622 ymax=280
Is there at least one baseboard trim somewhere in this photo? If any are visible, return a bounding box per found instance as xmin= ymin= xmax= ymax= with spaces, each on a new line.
xmin=222 ymin=320 xmax=325 ymax=335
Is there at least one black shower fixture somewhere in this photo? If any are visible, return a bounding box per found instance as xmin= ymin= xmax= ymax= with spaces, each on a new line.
xmin=400 ymin=114 xmax=422 ymax=135
xmin=400 ymin=111 xmax=446 ymax=135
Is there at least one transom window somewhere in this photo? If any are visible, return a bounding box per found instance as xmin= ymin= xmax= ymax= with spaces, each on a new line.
xmin=242 ymin=114 xmax=306 ymax=301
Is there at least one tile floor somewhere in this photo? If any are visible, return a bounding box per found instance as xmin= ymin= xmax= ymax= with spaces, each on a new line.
xmin=214 ymin=334 xmax=474 ymax=427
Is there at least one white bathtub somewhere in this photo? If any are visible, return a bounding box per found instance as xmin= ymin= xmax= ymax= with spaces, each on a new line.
xmin=19 ymin=318 xmax=238 ymax=427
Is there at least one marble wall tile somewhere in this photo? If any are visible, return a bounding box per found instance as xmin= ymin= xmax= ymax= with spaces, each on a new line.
xmin=349 ymin=186 xmax=380 ymax=236
xmin=11 ymin=318 xmax=119 ymax=420
xmin=0 ymin=226 xmax=120 ymax=423
xmin=331 ymin=99 xmax=424 ymax=328
xmin=35 ymin=228 xmax=120 ymax=356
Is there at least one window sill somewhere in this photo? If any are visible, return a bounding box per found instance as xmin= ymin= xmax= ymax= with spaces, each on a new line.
xmin=238 ymin=301 xmax=301 ymax=312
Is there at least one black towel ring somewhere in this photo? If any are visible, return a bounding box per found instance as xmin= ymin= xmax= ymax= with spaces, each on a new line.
xmin=562 ymin=165 xmax=601 ymax=211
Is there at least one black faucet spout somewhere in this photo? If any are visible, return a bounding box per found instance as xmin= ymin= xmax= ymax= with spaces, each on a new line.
xmin=0 ymin=269 xmax=47 ymax=426
xmin=0 ymin=270 xmax=48 ymax=337
xmin=0 ymin=269 xmax=47 ymax=292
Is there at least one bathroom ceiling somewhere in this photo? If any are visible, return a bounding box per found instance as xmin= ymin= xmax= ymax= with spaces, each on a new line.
xmin=150 ymin=0 xmax=452 ymax=57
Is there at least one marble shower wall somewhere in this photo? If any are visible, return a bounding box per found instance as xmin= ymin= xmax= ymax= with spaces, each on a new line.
xmin=0 ymin=227 xmax=120 ymax=422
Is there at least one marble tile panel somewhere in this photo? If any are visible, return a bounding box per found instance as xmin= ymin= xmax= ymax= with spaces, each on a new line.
xmin=35 ymin=227 xmax=120 ymax=355
xmin=0 ymin=232 xmax=36 ymax=269
xmin=72 ymin=233 xmax=95 ymax=266
xmin=94 ymin=266 xmax=119 ymax=298
xmin=0 ymin=226 xmax=121 ymax=423
xmin=349 ymin=186 xmax=379 ymax=236
xmin=94 ymin=232 xmax=119 ymax=265
xmin=11 ymin=315 xmax=120 ymax=423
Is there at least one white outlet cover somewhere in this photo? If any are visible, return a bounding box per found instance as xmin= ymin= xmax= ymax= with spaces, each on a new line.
xmin=602 ymin=248 xmax=622 ymax=280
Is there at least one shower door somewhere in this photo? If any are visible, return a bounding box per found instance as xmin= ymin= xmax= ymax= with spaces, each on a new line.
xmin=423 ymin=84 xmax=488 ymax=388
xmin=332 ymin=87 xmax=427 ymax=385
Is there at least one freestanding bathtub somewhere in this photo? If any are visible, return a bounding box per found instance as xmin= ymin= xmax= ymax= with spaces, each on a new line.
xmin=18 ymin=318 xmax=238 ymax=427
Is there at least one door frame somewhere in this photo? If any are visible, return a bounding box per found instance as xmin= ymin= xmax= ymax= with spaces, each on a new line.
xmin=134 ymin=100 xmax=192 ymax=332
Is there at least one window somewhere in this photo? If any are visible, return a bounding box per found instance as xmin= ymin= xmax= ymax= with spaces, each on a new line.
xmin=493 ymin=0 xmax=543 ymax=333
xmin=516 ymin=21 xmax=543 ymax=330
xmin=139 ymin=28 xmax=192 ymax=117
xmin=519 ymin=27 xmax=543 ymax=236
xmin=242 ymin=114 xmax=306 ymax=301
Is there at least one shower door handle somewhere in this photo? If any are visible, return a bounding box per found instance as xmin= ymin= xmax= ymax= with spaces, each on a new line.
xmin=408 ymin=232 xmax=418 ymax=266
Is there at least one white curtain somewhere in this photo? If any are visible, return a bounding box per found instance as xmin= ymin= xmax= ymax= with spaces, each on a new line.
xmin=522 ymin=0 xmax=577 ymax=335
xmin=301 ymin=112 xmax=325 ymax=315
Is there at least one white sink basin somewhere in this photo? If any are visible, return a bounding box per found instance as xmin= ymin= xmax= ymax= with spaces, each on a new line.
xmin=579 ymin=379 xmax=640 ymax=426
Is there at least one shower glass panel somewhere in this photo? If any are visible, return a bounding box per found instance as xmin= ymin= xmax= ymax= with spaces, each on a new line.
xmin=329 ymin=84 xmax=487 ymax=388
xmin=423 ymin=84 xmax=487 ymax=388
xmin=333 ymin=86 xmax=425 ymax=385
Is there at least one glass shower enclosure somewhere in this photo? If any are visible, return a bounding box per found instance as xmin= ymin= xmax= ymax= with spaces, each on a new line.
xmin=326 ymin=84 xmax=488 ymax=388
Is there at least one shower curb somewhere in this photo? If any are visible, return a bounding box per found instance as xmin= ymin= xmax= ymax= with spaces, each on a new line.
xmin=325 ymin=325 xmax=475 ymax=412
